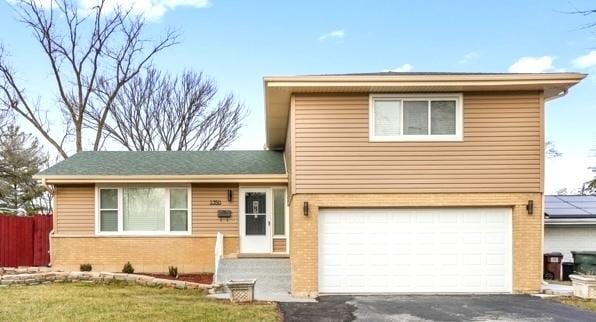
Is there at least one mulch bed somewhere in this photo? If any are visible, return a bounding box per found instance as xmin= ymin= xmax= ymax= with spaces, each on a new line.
xmin=141 ymin=273 xmax=213 ymax=284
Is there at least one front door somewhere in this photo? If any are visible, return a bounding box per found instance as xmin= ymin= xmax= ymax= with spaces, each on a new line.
xmin=240 ymin=188 xmax=271 ymax=253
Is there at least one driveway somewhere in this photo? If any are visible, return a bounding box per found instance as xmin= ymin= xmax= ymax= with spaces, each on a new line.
xmin=279 ymin=295 xmax=596 ymax=322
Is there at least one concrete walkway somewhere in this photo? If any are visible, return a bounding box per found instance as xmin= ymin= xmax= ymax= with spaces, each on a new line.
xmin=541 ymin=281 xmax=573 ymax=296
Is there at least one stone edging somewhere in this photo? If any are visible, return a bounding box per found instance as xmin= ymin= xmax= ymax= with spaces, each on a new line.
xmin=0 ymin=268 xmax=217 ymax=291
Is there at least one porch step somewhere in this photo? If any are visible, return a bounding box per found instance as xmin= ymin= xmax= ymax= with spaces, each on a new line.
xmin=216 ymin=258 xmax=291 ymax=299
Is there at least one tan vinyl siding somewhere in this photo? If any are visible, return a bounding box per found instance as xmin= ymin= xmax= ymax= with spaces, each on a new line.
xmin=54 ymin=184 xmax=242 ymax=236
xmin=292 ymin=92 xmax=542 ymax=194
xmin=192 ymin=183 xmax=239 ymax=236
xmin=54 ymin=185 xmax=95 ymax=235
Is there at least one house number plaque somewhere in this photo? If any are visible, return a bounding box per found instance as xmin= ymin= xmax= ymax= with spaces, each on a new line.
xmin=210 ymin=200 xmax=222 ymax=206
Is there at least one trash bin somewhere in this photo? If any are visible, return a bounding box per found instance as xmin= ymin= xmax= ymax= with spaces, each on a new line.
xmin=543 ymin=252 xmax=563 ymax=280
xmin=562 ymin=262 xmax=574 ymax=281
xmin=572 ymin=251 xmax=596 ymax=275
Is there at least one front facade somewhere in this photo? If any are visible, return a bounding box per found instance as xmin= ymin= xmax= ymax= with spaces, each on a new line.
xmin=36 ymin=72 xmax=585 ymax=296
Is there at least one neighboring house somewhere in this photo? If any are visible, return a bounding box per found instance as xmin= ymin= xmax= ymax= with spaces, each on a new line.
xmin=34 ymin=72 xmax=585 ymax=297
xmin=544 ymin=195 xmax=596 ymax=262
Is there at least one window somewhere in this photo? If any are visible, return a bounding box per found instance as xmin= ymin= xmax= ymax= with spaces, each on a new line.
xmin=273 ymin=189 xmax=286 ymax=236
xmin=97 ymin=186 xmax=190 ymax=235
xmin=369 ymin=94 xmax=462 ymax=141
xmin=99 ymin=189 xmax=118 ymax=232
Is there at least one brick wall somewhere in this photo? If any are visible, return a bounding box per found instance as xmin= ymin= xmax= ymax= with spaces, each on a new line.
xmin=289 ymin=193 xmax=543 ymax=297
xmin=51 ymin=236 xmax=238 ymax=273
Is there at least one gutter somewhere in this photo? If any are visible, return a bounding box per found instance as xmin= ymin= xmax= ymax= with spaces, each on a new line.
xmin=545 ymin=89 xmax=568 ymax=102
xmin=34 ymin=174 xmax=289 ymax=184
xmin=544 ymin=218 xmax=596 ymax=225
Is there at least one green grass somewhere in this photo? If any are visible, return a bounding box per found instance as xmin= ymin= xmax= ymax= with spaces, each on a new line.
xmin=0 ymin=283 xmax=279 ymax=322
xmin=553 ymin=297 xmax=596 ymax=312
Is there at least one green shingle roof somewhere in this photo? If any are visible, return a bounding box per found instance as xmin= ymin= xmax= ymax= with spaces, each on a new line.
xmin=38 ymin=151 xmax=286 ymax=176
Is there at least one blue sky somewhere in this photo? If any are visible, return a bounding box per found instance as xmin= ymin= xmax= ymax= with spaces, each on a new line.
xmin=0 ymin=0 xmax=595 ymax=193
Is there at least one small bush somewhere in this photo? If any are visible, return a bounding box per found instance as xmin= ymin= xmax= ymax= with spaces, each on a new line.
xmin=168 ymin=266 xmax=178 ymax=278
xmin=122 ymin=262 xmax=135 ymax=274
xmin=80 ymin=264 xmax=92 ymax=272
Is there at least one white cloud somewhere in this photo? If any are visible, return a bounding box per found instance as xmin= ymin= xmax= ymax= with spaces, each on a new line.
xmin=546 ymin=155 xmax=596 ymax=194
xmin=508 ymin=56 xmax=557 ymax=73
xmin=573 ymin=51 xmax=596 ymax=69
xmin=458 ymin=51 xmax=480 ymax=64
xmin=319 ymin=29 xmax=345 ymax=41
xmin=10 ymin=0 xmax=210 ymax=20
xmin=383 ymin=64 xmax=413 ymax=72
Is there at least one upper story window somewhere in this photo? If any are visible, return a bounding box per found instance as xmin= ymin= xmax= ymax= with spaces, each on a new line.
xmin=97 ymin=186 xmax=191 ymax=235
xmin=369 ymin=94 xmax=463 ymax=141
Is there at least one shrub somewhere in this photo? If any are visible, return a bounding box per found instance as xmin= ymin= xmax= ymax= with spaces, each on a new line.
xmin=122 ymin=262 xmax=135 ymax=274
xmin=79 ymin=263 xmax=92 ymax=272
xmin=168 ymin=266 xmax=178 ymax=278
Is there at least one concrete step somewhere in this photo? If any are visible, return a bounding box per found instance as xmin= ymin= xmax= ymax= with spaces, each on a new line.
xmin=216 ymin=258 xmax=291 ymax=298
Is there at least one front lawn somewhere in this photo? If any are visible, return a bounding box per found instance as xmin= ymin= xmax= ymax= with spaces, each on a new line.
xmin=0 ymin=283 xmax=279 ymax=322
xmin=553 ymin=297 xmax=596 ymax=312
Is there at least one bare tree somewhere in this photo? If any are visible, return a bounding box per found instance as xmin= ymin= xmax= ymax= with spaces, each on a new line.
xmin=0 ymin=0 xmax=178 ymax=159
xmin=546 ymin=141 xmax=562 ymax=159
xmin=91 ymin=68 xmax=246 ymax=151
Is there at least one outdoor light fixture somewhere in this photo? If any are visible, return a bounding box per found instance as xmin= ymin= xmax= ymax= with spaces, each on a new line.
xmin=303 ymin=201 xmax=309 ymax=216
xmin=526 ymin=200 xmax=534 ymax=215
xmin=227 ymin=189 xmax=233 ymax=202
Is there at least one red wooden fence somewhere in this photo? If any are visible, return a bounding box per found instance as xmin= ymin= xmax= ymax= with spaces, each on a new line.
xmin=0 ymin=215 xmax=53 ymax=267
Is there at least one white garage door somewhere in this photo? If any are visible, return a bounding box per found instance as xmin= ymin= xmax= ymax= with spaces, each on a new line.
xmin=544 ymin=225 xmax=596 ymax=262
xmin=318 ymin=208 xmax=512 ymax=293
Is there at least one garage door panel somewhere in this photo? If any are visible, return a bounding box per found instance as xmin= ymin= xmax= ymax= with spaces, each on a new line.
xmin=319 ymin=208 xmax=512 ymax=293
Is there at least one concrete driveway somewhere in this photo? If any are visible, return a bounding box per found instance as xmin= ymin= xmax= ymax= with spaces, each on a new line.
xmin=279 ymin=294 xmax=596 ymax=322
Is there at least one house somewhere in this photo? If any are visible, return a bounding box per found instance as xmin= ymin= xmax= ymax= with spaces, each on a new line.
xmin=544 ymin=195 xmax=596 ymax=262
xmin=35 ymin=72 xmax=586 ymax=297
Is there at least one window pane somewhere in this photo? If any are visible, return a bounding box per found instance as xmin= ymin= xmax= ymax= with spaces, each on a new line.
xmin=273 ymin=190 xmax=285 ymax=235
xmin=403 ymin=101 xmax=429 ymax=135
xmin=374 ymin=100 xmax=401 ymax=136
xmin=431 ymin=101 xmax=456 ymax=135
xmin=100 ymin=189 xmax=118 ymax=209
xmin=245 ymin=192 xmax=266 ymax=214
xmin=170 ymin=210 xmax=188 ymax=231
xmin=123 ymin=188 xmax=165 ymax=231
xmin=246 ymin=214 xmax=266 ymax=235
xmin=170 ymin=189 xmax=187 ymax=209
xmin=100 ymin=210 xmax=118 ymax=232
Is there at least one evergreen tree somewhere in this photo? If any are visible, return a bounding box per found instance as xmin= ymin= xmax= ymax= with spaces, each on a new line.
xmin=0 ymin=125 xmax=48 ymax=214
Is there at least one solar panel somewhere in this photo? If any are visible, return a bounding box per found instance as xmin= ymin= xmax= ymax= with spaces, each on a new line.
xmin=546 ymin=208 xmax=590 ymax=215
xmin=544 ymin=195 xmax=596 ymax=219
xmin=545 ymin=203 xmax=576 ymax=209
xmin=559 ymin=196 xmax=596 ymax=202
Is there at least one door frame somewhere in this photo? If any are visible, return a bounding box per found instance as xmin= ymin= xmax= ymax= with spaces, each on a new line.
xmin=239 ymin=187 xmax=272 ymax=253
xmin=238 ymin=185 xmax=290 ymax=254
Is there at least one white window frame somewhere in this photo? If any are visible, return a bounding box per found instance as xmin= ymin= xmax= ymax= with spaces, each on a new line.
xmin=272 ymin=187 xmax=289 ymax=238
xmin=95 ymin=185 xmax=192 ymax=236
xmin=369 ymin=93 xmax=463 ymax=142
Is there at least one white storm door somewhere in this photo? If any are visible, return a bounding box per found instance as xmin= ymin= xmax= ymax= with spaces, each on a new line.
xmin=240 ymin=188 xmax=272 ymax=253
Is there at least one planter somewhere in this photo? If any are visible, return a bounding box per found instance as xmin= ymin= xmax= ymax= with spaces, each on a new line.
xmin=569 ymin=274 xmax=596 ymax=299
xmin=226 ymin=279 xmax=256 ymax=303
xmin=572 ymin=251 xmax=596 ymax=275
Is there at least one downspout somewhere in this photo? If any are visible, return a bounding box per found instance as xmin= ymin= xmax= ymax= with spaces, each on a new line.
xmin=40 ymin=177 xmax=54 ymax=267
